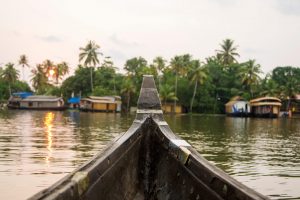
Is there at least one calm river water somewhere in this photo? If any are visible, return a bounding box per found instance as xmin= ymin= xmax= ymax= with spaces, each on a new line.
xmin=0 ymin=110 xmax=299 ymax=199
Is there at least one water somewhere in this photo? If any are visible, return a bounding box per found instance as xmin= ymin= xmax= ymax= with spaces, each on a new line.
xmin=0 ymin=110 xmax=299 ymax=199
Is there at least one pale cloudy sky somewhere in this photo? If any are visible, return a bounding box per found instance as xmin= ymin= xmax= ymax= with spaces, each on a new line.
xmin=0 ymin=0 xmax=300 ymax=82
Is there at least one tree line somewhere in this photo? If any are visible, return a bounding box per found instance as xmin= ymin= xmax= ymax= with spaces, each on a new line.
xmin=1 ymin=39 xmax=300 ymax=113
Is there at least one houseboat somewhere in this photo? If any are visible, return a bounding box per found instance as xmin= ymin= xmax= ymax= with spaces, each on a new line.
xmin=250 ymin=97 xmax=281 ymax=118
xmin=290 ymin=94 xmax=300 ymax=115
xmin=7 ymin=92 xmax=33 ymax=109
xmin=225 ymin=96 xmax=250 ymax=117
xmin=29 ymin=75 xmax=268 ymax=200
xmin=19 ymin=96 xmax=66 ymax=110
xmin=162 ymin=102 xmax=183 ymax=114
xmin=68 ymin=97 xmax=81 ymax=109
xmin=80 ymin=96 xmax=121 ymax=112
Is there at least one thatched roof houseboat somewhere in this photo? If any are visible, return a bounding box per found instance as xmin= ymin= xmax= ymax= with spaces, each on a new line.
xmin=250 ymin=97 xmax=281 ymax=118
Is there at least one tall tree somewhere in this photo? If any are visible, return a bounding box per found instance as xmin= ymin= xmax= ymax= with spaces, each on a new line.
xmin=170 ymin=54 xmax=191 ymax=112
xmin=216 ymin=39 xmax=240 ymax=67
xmin=79 ymin=40 xmax=101 ymax=92
xmin=189 ymin=60 xmax=207 ymax=112
xmin=18 ymin=54 xmax=29 ymax=81
xmin=152 ymin=56 xmax=167 ymax=91
xmin=121 ymin=78 xmax=135 ymax=112
xmin=240 ymin=59 xmax=262 ymax=97
xmin=124 ymin=57 xmax=147 ymax=76
xmin=260 ymin=75 xmax=279 ymax=97
xmin=159 ymin=84 xmax=177 ymax=106
xmin=55 ymin=61 xmax=69 ymax=84
xmin=42 ymin=59 xmax=55 ymax=82
xmin=31 ymin=64 xmax=48 ymax=94
xmin=1 ymin=63 xmax=20 ymax=95
xmin=101 ymin=56 xmax=117 ymax=94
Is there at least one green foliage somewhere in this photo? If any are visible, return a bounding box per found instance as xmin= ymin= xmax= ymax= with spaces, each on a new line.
xmin=79 ymin=40 xmax=102 ymax=91
xmin=159 ymin=84 xmax=177 ymax=105
xmin=31 ymin=64 xmax=49 ymax=94
xmin=270 ymin=66 xmax=300 ymax=98
xmin=3 ymin=38 xmax=298 ymax=114
xmin=60 ymin=66 xmax=92 ymax=98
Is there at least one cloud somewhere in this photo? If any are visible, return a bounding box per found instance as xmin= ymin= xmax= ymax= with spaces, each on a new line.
xmin=275 ymin=0 xmax=300 ymax=15
xmin=209 ymin=0 xmax=237 ymax=6
xmin=12 ymin=30 xmax=21 ymax=36
xmin=35 ymin=35 xmax=63 ymax=43
xmin=109 ymin=34 xmax=139 ymax=48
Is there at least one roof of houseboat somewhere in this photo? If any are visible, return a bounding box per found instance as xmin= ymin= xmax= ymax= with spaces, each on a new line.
xmin=250 ymin=97 xmax=281 ymax=106
xmin=80 ymin=98 xmax=119 ymax=104
xmin=12 ymin=92 xmax=33 ymax=99
xmin=81 ymin=96 xmax=121 ymax=104
xmin=21 ymin=96 xmax=63 ymax=102
xmin=225 ymin=96 xmax=248 ymax=106
xmin=292 ymin=94 xmax=300 ymax=100
xmin=250 ymin=97 xmax=281 ymax=103
xmin=89 ymin=96 xmax=121 ymax=101
xmin=68 ymin=97 xmax=80 ymax=104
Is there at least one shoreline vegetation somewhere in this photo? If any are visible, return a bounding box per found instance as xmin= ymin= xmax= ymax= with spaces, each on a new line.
xmin=0 ymin=39 xmax=299 ymax=113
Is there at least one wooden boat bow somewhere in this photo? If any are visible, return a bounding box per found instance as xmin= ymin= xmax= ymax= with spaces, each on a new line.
xmin=29 ymin=75 xmax=269 ymax=200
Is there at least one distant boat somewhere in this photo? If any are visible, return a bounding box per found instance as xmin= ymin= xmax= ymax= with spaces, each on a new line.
xmin=80 ymin=96 xmax=121 ymax=112
xmin=250 ymin=97 xmax=281 ymax=118
xmin=225 ymin=96 xmax=249 ymax=117
xmin=29 ymin=75 xmax=268 ymax=200
xmin=7 ymin=92 xmax=33 ymax=109
xmin=8 ymin=94 xmax=66 ymax=111
xmin=68 ymin=97 xmax=81 ymax=109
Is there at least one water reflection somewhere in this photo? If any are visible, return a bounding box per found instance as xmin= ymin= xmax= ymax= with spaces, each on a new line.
xmin=0 ymin=111 xmax=299 ymax=199
xmin=164 ymin=115 xmax=300 ymax=199
xmin=44 ymin=112 xmax=54 ymax=164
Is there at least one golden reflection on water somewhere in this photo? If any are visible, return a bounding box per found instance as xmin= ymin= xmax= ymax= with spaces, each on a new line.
xmin=44 ymin=112 xmax=55 ymax=164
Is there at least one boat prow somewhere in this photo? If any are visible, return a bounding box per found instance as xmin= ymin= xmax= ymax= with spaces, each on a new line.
xmin=29 ymin=75 xmax=269 ymax=200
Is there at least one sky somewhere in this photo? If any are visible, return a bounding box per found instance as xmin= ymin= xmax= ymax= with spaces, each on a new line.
xmin=0 ymin=0 xmax=300 ymax=83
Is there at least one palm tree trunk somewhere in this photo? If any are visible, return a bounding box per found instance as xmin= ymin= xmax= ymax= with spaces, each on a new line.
xmin=158 ymin=75 xmax=161 ymax=93
xmin=190 ymin=81 xmax=198 ymax=113
xmin=22 ymin=65 xmax=25 ymax=81
xmin=8 ymin=84 xmax=11 ymax=96
xmin=174 ymin=72 xmax=178 ymax=113
xmin=113 ymin=75 xmax=116 ymax=94
xmin=90 ymin=67 xmax=93 ymax=92
xmin=127 ymin=92 xmax=130 ymax=112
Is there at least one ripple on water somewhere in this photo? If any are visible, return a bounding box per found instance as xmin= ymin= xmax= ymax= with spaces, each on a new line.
xmin=0 ymin=112 xmax=299 ymax=199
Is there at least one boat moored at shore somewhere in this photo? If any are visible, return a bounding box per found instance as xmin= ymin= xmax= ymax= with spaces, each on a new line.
xmin=8 ymin=94 xmax=66 ymax=111
xmin=250 ymin=97 xmax=281 ymax=118
xmin=80 ymin=96 xmax=121 ymax=112
xmin=7 ymin=92 xmax=33 ymax=109
xmin=225 ymin=96 xmax=250 ymax=117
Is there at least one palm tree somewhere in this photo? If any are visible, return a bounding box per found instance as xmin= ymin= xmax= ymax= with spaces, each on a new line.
xmin=101 ymin=57 xmax=117 ymax=94
xmin=1 ymin=63 xmax=20 ymax=95
xmin=31 ymin=64 xmax=48 ymax=94
xmin=18 ymin=54 xmax=29 ymax=81
xmin=152 ymin=56 xmax=167 ymax=91
xmin=159 ymin=84 xmax=177 ymax=106
xmin=216 ymin=39 xmax=240 ymax=67
xmin=121 ymin=79 xmax=135 ymax=112
xmin=240 ymin=60 xmax=262 ymax=97
xmin=79 ymin=40 xmax=101 ymax=92
xmin=42 ymin=59 xmax=55 ymax=82
xmin=170 ymin=54 xmax=191 ymax=112
xmin=260 ymin=76 xmax=279 ymax=97
xmin=189 ymin=60 xmax=207 ymax=113
xmin=55 ymin=61 xmax=69 ymax=84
